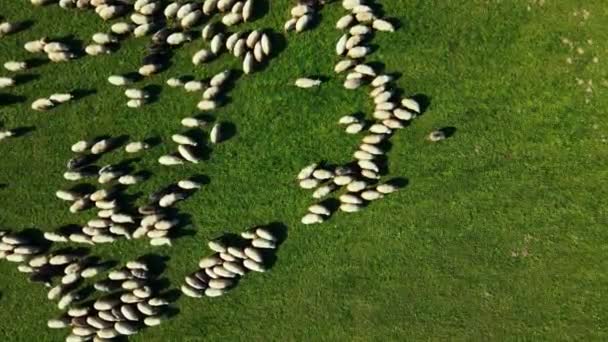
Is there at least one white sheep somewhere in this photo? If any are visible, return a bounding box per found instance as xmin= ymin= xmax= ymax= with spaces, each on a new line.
xmin=158 ymin=155 xmax=184 ymax=166
xmin=31 ymin=98 xmax=54 ymax=111
xmin=4 ymin=61 xmax=27 ymax=72
xmin=295 ymin=78 xmax=322 ymax=88
xmin=0 ymin=130 xmax=14 ymax=141
xmin=178 ymin=145 xmax=200 ymax=163
xmin=24 ymin=39 xmax=47 ymax=53
xmin=0 ymin=77 xmax=15 ymax=88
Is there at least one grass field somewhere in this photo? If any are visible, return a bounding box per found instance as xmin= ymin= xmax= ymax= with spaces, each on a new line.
xmin=0 ymin=0 xmax=607 ymax=341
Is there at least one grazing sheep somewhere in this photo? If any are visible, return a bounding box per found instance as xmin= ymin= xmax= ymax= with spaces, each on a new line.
xmin=49 ymin=93 xmax=73 ymax=103
xmin=222 ymin=12 xmax=243 ymax=26
xmin=295 ymin=14 xmax=313 ymax=32
xmin=139 ymin=63 xmax=162 ymax=76
xmin=24 ymin=38 xmax=47 ymax=53
xmin=125 ymin=141 xmax=150 ymax=153
xmin=427 ymin=130 xmax=447 ymax=142
xmin=181 ymin=117 xmax=208 ymax=128
xmin=92 ymin=32 xmax=117 ymax=45
xmin=373 ymin=19 xmax=395 ymax=32
xmin=402 ymin=98 xmax=421 ymax=113
xmin=0 ymin=22 xmax=18 ymax=36
xmin=4 ymin=61 xmax=27 ymax=72
xmin=91 ymin=139 xmax=112 ymax=154
xmin=192 ymin=49 xmax=213 ymax=65
xmin=243 ymin=51 xmax=254 ymax=74
xmin=295 ymin=78 xmax=322 ymax=88
xmin=0 ymin=130 xmax=14 ymax=141
xmin=0 ymin=77 xmax=15 ymax=88
xmin=31 ymin=98 xmax=54 ymax=111
xmin=108 ymin=74 xmax=130 ymax=86
xmin=127 ymin=99 xmax=145 ymax=108
xmin=178 ymin=145 xmax=200 ymax=163
xmin=167 ymin=32 xmax=190 ymax=45
xmin=347 ymin=46 xmax=370 ymax=59
xmin=111 ymin=22 xmax=134 ymax=35
xmin=48 ymin=52 xmax=75 ymax=62
xmin=312 ymin=184 xmax=336 ymax=199
xmin=172 ymin=135 xmax=198 ymax=147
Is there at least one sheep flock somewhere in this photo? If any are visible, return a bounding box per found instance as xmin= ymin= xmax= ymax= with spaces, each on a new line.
xmin=0 ymin=0 xmax=444 ymax=340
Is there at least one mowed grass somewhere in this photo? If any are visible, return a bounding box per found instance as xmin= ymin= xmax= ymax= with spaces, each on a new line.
xmin=0 ymin=0 xmax=607 ymax=340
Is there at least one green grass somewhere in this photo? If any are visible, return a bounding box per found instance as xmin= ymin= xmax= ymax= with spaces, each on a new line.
xmin=1 ymin=0 xmax=607 ymax=340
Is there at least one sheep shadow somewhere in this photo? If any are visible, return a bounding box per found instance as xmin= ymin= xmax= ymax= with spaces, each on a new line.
xmin=438 ymin=126 xmax=457 ymax=139
xmin=14 ymin=73 xmax=40 ymax=85
xmin=0 ymin=93 xmax=26 ymax=106
xmin=11 ymin=126 xmax=36 ymax=137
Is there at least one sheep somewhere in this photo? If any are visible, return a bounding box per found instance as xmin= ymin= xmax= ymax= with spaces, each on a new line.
xmin=335 ymin=59 xmax=355 ymax=73
xmin=295 ymin=78 xmax=322 ymax=88
xmin=336 ymin=14 xmax=355 ymax=30
xmin=427 ymin=130 xmax=447 ymax=142
xmin=140 ymin=2 xmax=161 ymax=16
xmin=222 ymin=12 xmax=243 ymax=26
xmin=85 ymin=44 xmax=111 ymax=55
xmin=345 ymin=123 xmax=364 ymax=134
xmin=198 ymin=100 xmax=218 ymax=111
xmin=192 ymin=49 xmax=213 ymax=65
xmin=118 ymin=175 xmax=142 ymax=185
xmin=210 ymin=70 xmax=230 ymax=87
xmin=134 ymin=24 xmax=156 ymax=37
xmin=243 ymin=259 xmax=266 ymax=272
xmin=297 ymin=164 xmax=318 ymax=181
xmin=92 ymin=32 xmax=117 ymax=45
xmin=243 ymin=51 xmax=255 ymax=74
xmin=107 ymin=75 xmax=130 ymax=86
xmin=209 ymin=122 xmax=225 ymax=143
xmin=203 ymin=86 xmax=221 ymax=100
xmin=0 ymin=130 xmax=14 ymax=141
xmin=312 ymin=184 xmax=336 ymax=199
xmin=167 ymin=77 xmax=185 ymax=88
xmin=358 ymin=160 xmax=380 ymax=172
xmin=203 ymin=0 xmax=218 ymax=14
xmin=139 ymin=63 xmax=161 ymax=76
xmin=260 ymin=34 xmax=272 ymax=57
xmin=47 ymin=52 xmax=75 ymax=62
xmin=0 ymin=22 xmax=18 ymax=36
xmin=177 ymin=3 xmax=198 ymax=19
xmin=340 ymin=203 xmax=361 ymax=213
xmin=312 ymin=169 xmax=333 ymax=180
xmin=91 ymin=138 xmax=112 ymax=154
xmin=178 ymin=145 xmax=200 ymax=163
xmin=350 ymin=25 xmax=371 ymax=36
xmin=164 ymin=2 xmax=180 ymax=18
xmin=0 ymin=77 xmax=15 ymax=88
xmin=111 ymin=22 xmax=134 ymax=35
xmin=211 ymin=33 xmax=224 ymax=54
xmin=172 ymin=134 xmax=197 ymax=146
xmin=401 ymin=98 xmax=421 ymax=113
xmin=4 ymin=61 xmax=27 ymax=72
xmin=336 ymin=34 xmax=348 ymax=55
xmin=49 ymin=93 xmax=73 ymax=103
xmin=159 ymin=155 xmax=184 ymax=166
xmin=308 ymin=204 xmax=330 ymax=216
xmin=299 ymin=178 xmax=319 ymax=189
xmin=373 ymin=19 xmax=395 ymax=32
xmin=24 ymin=39 xmax=47 ymax=53
xmin=344 ymin=78 xmax=363 ymax=90
xmin=127 ymin=99 xmax=144 ymax=108
xmin=226 ymin=32 xmax=241 ymax=51
xmin=183 ymin=80 xmax=203 ymax=92
xmin=284 ymin=18 xmax=297 ymax=31
xmin=295 ymin=14 xmax=313 ymax=32
xmin=181 ymin=10 xmax=202 ymax=28
xmin=347 ymin=46 xmax=370 ymax=58
xmin=243 ymin=0 xmax=254 ymax=21
xmin=31 ymin=98 xmax=54 ymax=111
xmin=123 ymin=141 xmax=149 ymax=153
xmin=167 ymin=32 xmax=190 ymax=45
xmin=383 ymin=118 xmax=404 ymax=129
xmin=125 ymin=88 xmax=148 ymax=99
xmin=181 ymin=117 xmax=208 ymax=128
